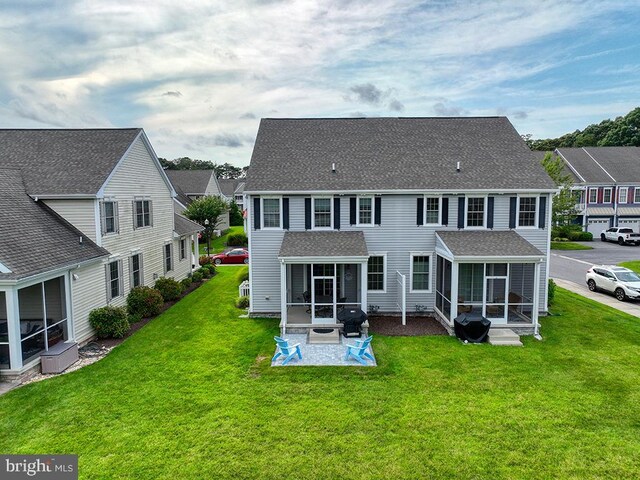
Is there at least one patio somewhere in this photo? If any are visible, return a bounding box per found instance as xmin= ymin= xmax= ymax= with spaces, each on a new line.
xmin=271 ymin=333 xmax=376 ymax=367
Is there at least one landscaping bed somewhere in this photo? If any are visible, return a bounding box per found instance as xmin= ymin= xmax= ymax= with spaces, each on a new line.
xmin=367 ymin=315 xmax=448 ymax=336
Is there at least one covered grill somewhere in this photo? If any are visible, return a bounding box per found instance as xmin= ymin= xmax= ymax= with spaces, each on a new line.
xmin=337 ymin=308 xmax=368 ymax=338
xmin=454 ymin=312 xmax=491 ymax=343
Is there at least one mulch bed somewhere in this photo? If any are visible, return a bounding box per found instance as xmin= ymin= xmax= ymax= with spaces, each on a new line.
xmin=367 ymin=316 xmax=449 ymax=336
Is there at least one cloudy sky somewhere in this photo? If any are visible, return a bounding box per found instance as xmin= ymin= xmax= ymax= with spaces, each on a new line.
xmin=1 ymin=1 xmax=639 ymax=166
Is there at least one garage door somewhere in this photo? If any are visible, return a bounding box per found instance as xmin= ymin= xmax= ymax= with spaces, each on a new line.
xmin=618 ymin=218 xmax=640 ymax=232
xmin=587 ymin=219 xmax=610 ymax=236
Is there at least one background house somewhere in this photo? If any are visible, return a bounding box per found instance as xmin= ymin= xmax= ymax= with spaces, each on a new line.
xmin=218 ymin=178 xmax=246 ymax=211
xmin=0 ymin=129 xmax=201 ymax=377
xmin=244 ymin=117 xmax=556 ymax=337
xmin=554 ymin=147 xmax=640 ymax=234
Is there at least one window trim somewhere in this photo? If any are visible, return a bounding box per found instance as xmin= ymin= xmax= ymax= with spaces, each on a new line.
xmin=619 ymin=187 xmax=628 ymax=204
xmin=367 ymin=253 xmax=387 ymax=293
xmin=465 ymin=196 xmax=487 ymax=229
xmin=164 ymin=242 xmax=173 ymax=274
xmin=100 ymin=199 xmax=119 ymax=236
xmin=423 ymin=195 xmax=442 ymax=226
xmin=312 ymin=196 xmax=334 ymax=230
xmin=133 ymin=198 xmax=153 ymax=229
xmin=356 ymin=196 xmax=375 ymax=226
xmin=409 ymin=252 xmax=433 ymax=293
xmin=516 ymin=195 xmax=539 ymax=229
xmin=603 ymin=187 xmax=612 ymax=204
xmin=261 ymin=196 xmax=283 ymax=230
xmin=634 ymin=189 xmax=640 ymax=204
xmin=588 ymin=188 xmax=598 ymax=204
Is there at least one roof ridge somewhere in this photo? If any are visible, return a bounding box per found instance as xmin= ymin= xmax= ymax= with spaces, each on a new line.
xmin=0 ymin=127 xmax=141 ymax=131
xmin=261 ymin=116 xmax=506 ymax=121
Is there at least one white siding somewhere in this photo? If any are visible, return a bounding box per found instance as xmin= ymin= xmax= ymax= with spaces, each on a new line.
xmin=71 ymin=262 xmax=107 ymax=343
xmin=44 ymin=199 xmax=98 ymax=242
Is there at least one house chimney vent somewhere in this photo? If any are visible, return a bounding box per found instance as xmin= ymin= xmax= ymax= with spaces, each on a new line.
xmin=456 ymin=161 xmax=461 ymax=173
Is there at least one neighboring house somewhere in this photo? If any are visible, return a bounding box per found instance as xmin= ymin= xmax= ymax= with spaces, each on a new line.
xmin=166 ymin=170 xmax=230 ymax=231
xmin=554 ymin=147 xmax=640 ymax=234
xmin=218 ymin=178 xmax=246 ymax=210
xmin=244 ymin=117 xmax=556 ymax=337
xmin=0 ymin=129 xmax=202 ymax=377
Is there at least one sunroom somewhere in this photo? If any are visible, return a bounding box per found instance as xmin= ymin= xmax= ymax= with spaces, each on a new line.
xmin=277 ymin=231 xmax=369 ymax=333
xmin=434 ymin=231 xmax=545 ymax=334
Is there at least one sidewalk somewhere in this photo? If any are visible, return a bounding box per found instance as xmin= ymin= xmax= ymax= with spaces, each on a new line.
xmin=553 ymin=278 xmax=640 ymax=318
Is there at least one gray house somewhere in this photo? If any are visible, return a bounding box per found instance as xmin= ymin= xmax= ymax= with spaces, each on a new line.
xmin=244 ymin=117 xmax=556 ymax=336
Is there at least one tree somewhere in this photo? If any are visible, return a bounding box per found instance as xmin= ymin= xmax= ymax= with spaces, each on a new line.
xmin=541 ymin=152 xmax=577 ymax=226
xmin=229 ymin=200 xmax=244 ymax=226
xmin=183 ymin=196 xmax=229 ymax=251
xmin=213 ymin=162 xmax=243 ymax=179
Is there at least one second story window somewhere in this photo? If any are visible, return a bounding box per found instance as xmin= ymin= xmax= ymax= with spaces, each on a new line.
xmin=425 ymin=197 xmax=440 ymax=225
xmin=619 ymin=187 xmax=628 ymax=204
xmin=134 ymin=199 xmax=152 ymax=229
xmin=518 ymin=197 xmax=537 ymax=227
xmin=262 ymin=198 xmax=281 ymax=229
xmin=357 ymin=197 xmax=373 ymax=225
xmin=313 ymin=198 xmax=333 ymax=229
xmin=101 ymin=200 xmax=119 ymax=235
xmin=635 ymin=189 xmax=640 ymax=204
xmin=603 ymin=188 xmax=612 ymax=203
xmin=466 ymin=197 xmax=485 ymax=227
xmin=588 ymin=188 xmax=598 ymax=203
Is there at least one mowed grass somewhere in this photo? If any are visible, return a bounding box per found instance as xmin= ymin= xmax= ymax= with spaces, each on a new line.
xmin=551 ymin=241 xmax=593 ymax=250
xmin=1 ymin=270 xmax=639 ymax=479
xmin=619 ymin=260 xmax=640 ymax=272
xmin=199 ymin=225 xmax=244 ymax=255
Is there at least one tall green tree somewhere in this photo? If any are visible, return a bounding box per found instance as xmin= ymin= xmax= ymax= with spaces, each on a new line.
xmin=229 ymin=201 xmax=244 ymax=226
xmin=183 ymin=196 xmax=229 ymax=248
xmin=541 ymin=152 xmax=576 ymax=226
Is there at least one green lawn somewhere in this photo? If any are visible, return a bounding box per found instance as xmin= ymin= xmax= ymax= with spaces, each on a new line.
xmin=1 ymin=271 xmax=639 ymax=479
xmin=551 ymin=241 xmax=593 ymax=250
xmin=619 ymin=260 xmax=640 ymax=273
xmin=199 ymin=225 xmax=244 ymax=255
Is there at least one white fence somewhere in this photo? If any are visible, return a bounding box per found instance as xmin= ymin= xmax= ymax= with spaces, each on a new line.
xmin=395 ymin=271 xmax=406 ymax=325
xmin=239 ymin=280 xmax=250 ymax=298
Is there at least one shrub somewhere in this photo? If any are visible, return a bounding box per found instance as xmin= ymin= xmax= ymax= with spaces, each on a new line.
xmin=89 ymin=306 xmax=130 ymax=339
xmin=235 ymin=266 xmax=249 ymax=284
xmin=199 ymin=255 xmax=213 ymax=266
xmin=551 ymin=224 xmax=583 ymax=239
xmin=226 ymin=233 xmax=248 ymax=247
xmin=126 ymin=286 xmax=164 ymax=318
xmin=192 ymin=271 xmax=203 ymax=283
xmin=236 ymin=296 xmax=250 ymax=308
xmin=180 ymin=277 xmax=192 ymax=289
xmin=197 ymin=266 xmax=211 ymax=278
xmin=548 ymin=279 xmax=556 ymax=306
xmin=202 ymin=263 xmax=216 ymax=276
xmin=154 ymin=277 xmax=184 ymax=301
xmin=569 ymin=231 xmax=593 ymax=241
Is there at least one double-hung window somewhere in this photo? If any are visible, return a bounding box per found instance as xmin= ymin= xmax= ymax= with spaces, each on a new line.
xmin=410 ymin=254 xmax=431 ymax=292
xmin=603 ymin=188 xmax=612 ymax=203
xmin=262 ymin=198 xmax=281 ymax=229
xmin=164 ymin=243 xmax=173 ymax=273
xmin=101 ymin=200 xmax=118 ymax=235
xmin=357 ymin=197 xmax=373 ymax=225
xmin=425 ymin=197 xmax=440 ymax=224
xmin=134 ymin=199 xmax=152 ymax=228
xmin=180 ymin=238 xmax=187 ymax=260
xmin=619 ymin=187 xmax=628 ymax=204
xmin=107 ymin=260 xmax=123 ymax=301
xmin=588 ymin=188 xmax=598 ymax=204
xmin=313 ymin=198 xmax=332 ymax=229
xmin=517 ymin=197 xmax=537 ymax=227
xmin=466 ymin=197 xmax=485 ymax=227
xmin=130 ymin=253 xmax=143 ymax=288
xmin=635 ymin=189 xmax=640 ymax=204
xmin=367 ymin=255 xmax=386 ymax=292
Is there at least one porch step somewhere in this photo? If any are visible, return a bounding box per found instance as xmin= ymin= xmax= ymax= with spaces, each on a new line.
xmin=307 ymin=328 xmax=341 ymax=344
xmin=487 ymin=328 xmax=523 ymax=346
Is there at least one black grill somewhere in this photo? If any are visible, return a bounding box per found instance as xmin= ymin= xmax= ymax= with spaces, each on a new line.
xmin=337 ymin=308 xmax=368 ymax=338
xmin=454 ymin=313 xmax=491 ymax=343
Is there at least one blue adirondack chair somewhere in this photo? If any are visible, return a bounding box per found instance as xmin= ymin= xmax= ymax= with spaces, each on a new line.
xmin=272 ymin=336 xmax=302 ymax=365
xmin=345 ymin=335 xmax=374 ymax=365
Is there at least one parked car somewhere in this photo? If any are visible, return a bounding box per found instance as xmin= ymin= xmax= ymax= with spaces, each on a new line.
xmin=600 ymin=227 xmax=640 ymax=245
xmin=210 ymin=248 xmax=249 ymax=265
xmin=586 ymin=265 xmax=640 ymax=301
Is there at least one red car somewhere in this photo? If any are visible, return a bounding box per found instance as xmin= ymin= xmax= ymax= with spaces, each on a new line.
xmin=210 ymin=248 xmax=249 ymax=265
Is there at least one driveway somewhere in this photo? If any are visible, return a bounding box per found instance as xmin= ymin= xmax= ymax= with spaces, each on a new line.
xmin=550 ymin=240 xmax=640 ymax=286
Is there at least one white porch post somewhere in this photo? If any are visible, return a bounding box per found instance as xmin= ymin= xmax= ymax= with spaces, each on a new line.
xmin=194 ymin=234 xmax=200 ymax=269
xmin=280 ymin=261 xmax=287 ymax=326
xmin=64 ymin=272 xmax=75 ymax=342
xmin=7 ymin=288 xmax=22 ymax=371
xmin=451 ymin=261 xmax=459 ymax=322
xmin=533 ymin=261 xmax=541 ymax=337
xmin=360 ymin=262 xmax=368 ymax=313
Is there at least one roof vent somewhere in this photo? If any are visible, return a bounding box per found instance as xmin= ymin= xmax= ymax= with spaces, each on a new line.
xmin=79 ymin=236 xmax=83 ymax=244
xmin=456 ymin=161 xmax=461 ymax=173
xmin=332 ymin=162 xmax=336 ymax=173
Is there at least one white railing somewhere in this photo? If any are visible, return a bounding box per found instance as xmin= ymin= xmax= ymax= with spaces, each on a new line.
xmin=396 ymin=271 xmax=407 ymax=325
xmin=239 ymin=280 xmax=250 ymax=298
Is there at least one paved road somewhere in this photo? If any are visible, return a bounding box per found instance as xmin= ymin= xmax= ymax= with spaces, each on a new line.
xmin=550 ymin=239 xmax=640 ymax=286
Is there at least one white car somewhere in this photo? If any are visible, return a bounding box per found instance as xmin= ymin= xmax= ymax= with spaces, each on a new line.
xmin=600 ymin=227 xmax=640 ymax=245
xmin=586 ymin=265 xmax=640 ymax=301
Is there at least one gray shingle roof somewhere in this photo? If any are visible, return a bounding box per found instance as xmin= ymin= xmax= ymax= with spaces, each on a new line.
xmin=0 ymin=169 xmax=109 ymax=280
xmin=245 ymin=117 xmax=555 ymax=192
xmin=557 ymin=147 xmax=640 ymax=184
xmin=436 ymin=230 xmax=543 ymax=258
xmin=174 ymin=213 xmax=204 ymax=236
xmin=165 ymin=170 xmax=214 ymax=195
xmin=217 ymin=179 xmax=239 ymax=197
xmin=278 ymin=231 xmax=368 ymax=258
xmin=0 ymin=129 xmax=141 ymax=195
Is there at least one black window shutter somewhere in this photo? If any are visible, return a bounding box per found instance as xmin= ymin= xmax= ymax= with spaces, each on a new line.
xmin=334 ymin=197 xmax=341 ymax=230
xmin=417 ymin=197 xmax=424 ymax=226
xmin=539 ymin=196 xmax=547 ymax=229
xmin=305 ymin=198 xmax=311 ymax=230
xmin=374 ymin=196 xmax=382 ymax=225
xmin=282 ymin=197 xmax=290 ymax=230
xmin=441 ymin=198 xmax=449 ymax=225
xmin=350 ymin=197 xmax=356 ymax=225
xmin=509 ymin=197 xmax=517 ymax=229
xmin=487 ymin=197 xmax=494 ymax=229
xmin=457 ymin=197 xmax=465 ymax=229
xmin=253 ymin=197 xmax=260 ymax=230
